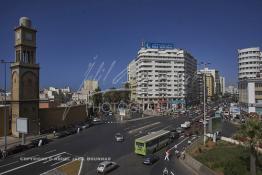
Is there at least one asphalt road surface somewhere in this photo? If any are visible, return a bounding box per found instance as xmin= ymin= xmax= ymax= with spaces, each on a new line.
xmin=0 ymin=103 xmax=236 ymax=175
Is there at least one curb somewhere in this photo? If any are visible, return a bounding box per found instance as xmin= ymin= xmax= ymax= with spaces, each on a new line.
xmin=179 ymin=158 xmax=199 ymax=175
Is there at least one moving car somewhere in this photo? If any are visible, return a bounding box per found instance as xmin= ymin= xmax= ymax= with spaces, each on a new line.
xmin=143 ymin=154 xmax=159 ymax=165
xmin=97 ymin=161 xmax=118 ymax=174
xmin=169 ymin=130 xmax=180 ymax=139
xmin=176 ymin=127 xmax=183 ymax=133
xmin=181 ymin=121 xmax=191 ymax=129
xmin=115 ymin=133 xmax=124 ymax=142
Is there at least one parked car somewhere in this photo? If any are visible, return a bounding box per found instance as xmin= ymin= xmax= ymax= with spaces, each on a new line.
xmin=97 ymin=161 xmax=118 ymax=174
xmin=66 ymin=127 xmax=78 ymax=135
xmin=54 ymin=131 xmax=67 ymax=138
xmin=115 ymin=133 xmax=124 ymax=142
xmin=92 ymin=117 xmax=103 ymax=124
xmin=6 ymin=145 xmax=28 ymax=155
xmin=30 ymin=137 xmax=49 ymax=147
xmin=143 ymin=154 xmax=159 ymax=165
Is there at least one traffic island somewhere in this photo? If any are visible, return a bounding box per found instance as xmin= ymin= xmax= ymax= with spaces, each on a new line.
xmin=42 ymin=159 xmax=83 ymax=175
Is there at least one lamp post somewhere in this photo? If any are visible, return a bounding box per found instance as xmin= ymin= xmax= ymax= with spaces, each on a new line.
xmin=200 ymin=62 xmax=210 ymax=145
xmin=1 ymin=60 xmax=14 ymax=151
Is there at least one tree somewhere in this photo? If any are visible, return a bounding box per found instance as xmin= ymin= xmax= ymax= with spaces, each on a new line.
xmin=91 ymin=87 xmax=103 ymax=107
xmin=237 ymin=118 xmax=262 ymax=175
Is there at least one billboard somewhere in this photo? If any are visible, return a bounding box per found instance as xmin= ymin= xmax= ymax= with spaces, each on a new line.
xmin=16 ymin=118 xmax=28 ymax=134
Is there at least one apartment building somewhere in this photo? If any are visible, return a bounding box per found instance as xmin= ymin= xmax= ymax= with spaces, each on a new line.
xmin=128 ymin=42 xmax=197 ymax=111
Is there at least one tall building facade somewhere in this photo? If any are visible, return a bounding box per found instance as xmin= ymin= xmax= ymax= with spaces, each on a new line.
xmin=72 ymin=80 xmax=98 ymax=104
xmin=199 ymin=68 xmax=221 ymax=95
xmin=128 ymin=60 xmax=137 ymax=101
xmin=11 ymin=17 xmax=40 ymax=136
xmin=238 ymin=47 xmax=262 ymax=114
xmin=205 ymin=73 xmax=215 ymax=99
xmin=238 ymin=47 xmax=262 ymax=80
xmin=128 ymin=42 xmax=197 ymax=111
xmin=220 ymin=76 xmax=225 ymax=95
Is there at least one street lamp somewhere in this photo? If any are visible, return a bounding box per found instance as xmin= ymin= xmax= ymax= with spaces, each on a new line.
xmin=0 ymin=59 xmax=14 ymax=151
xmin=200 ymin=62 xmax=210 ymax=145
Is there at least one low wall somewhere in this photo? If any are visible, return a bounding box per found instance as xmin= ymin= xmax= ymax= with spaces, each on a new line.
xmin=0 ymin=106 xmax=11 ymax=137
xmin=221 ymin=136 xmax=262 ymax=153
xmin=184 ymin=153 xmax=217 ymax=175
xmin=39 ymin=105 xmax=88 ymax=131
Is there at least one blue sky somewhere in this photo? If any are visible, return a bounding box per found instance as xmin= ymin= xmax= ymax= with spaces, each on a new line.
xmin=0 ymin=0 xmax=262 ymax=90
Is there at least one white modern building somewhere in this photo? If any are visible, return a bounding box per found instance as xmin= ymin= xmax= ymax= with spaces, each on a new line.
xmin=238 ymin=47 xmax=262 ymax=80
xmin=128 ymin=42 xmax=197 ymax=111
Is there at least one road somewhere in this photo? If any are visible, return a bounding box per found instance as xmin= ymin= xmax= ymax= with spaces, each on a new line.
xmin=0 ymin=102 xmax=237 ymax=175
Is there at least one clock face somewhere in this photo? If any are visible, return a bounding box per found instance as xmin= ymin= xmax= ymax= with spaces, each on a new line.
xmin=25 ymin=32 xmax=32 ymax=41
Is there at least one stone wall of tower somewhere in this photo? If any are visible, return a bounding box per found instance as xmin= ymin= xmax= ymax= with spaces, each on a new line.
xmin=11 ymin=17 xmax=40 ymax=137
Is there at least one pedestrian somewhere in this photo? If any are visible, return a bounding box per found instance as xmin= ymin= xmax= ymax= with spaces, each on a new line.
xmin=181 ymin=150 xmax=185 ymax=160
xmin=38 ymin=139 xmax=43 ymax=147
xmin=163 ymin=167 xmax=168 ymax=175
xmin=164 ymin=149 xmax=170 ymax=161
xmin=2 ymin=149 xmax=7 ymax=159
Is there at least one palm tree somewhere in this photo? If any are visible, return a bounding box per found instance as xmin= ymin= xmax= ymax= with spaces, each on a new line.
xmin=237 ymin=117 xmax=262 ymax=175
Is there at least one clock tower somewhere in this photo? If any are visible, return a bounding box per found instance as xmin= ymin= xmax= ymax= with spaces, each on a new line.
xmin=11 ymin=17 xmax=40 ymax=137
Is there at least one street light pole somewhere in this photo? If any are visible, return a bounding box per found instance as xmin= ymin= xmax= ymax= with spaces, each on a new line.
xmin=1 ymin=60 xmax=13 ymax=151
xmin=200 ymin=62 xmax=210 ymax=145
xmin=203 ymin=70 xmax=206 ymax=145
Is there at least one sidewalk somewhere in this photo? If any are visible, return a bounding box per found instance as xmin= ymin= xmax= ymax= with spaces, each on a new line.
xmin=0 ymin=133 xmax=54 ymax=150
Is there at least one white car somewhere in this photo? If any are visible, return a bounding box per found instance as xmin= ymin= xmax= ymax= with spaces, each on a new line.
xmin=97 ymin=161 xmax=118 ymax=174
xmin=115 ymin=133 xmax=124 ymax=142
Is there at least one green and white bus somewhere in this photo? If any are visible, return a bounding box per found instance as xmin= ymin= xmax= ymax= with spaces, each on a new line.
xmin=135 ymin=130 xmax=171 ymax=156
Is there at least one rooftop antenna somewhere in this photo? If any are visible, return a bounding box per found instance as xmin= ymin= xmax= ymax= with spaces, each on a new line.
xmin=141 ymin=39 xmax=145 ymax=48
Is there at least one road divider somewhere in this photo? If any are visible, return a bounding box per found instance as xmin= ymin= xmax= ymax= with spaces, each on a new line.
xmin=128 ymin=122 xmax=161 ymax=134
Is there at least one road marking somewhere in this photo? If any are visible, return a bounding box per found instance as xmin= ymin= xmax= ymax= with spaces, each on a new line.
xmin=128 ymin=122 xmax=161 ymax=134
xmin=42 ymin=155 xmax=61 ymax=164
xmin=44 ymin=149 xmax=56 ymax=154
xmin=0 ymin=161 xmax=19 ymax=168
xmin=0 ymin=152 xmax=66 ymax=175
xmin=169 ymin=137 xmax=189 ymax=151
xmin=126 ymin=115 xmax=158 ymax=122
xmin=78 ymin=157 xmax=84 ymax=175
xmin=50 ymin=157 xmax=70 ymax=166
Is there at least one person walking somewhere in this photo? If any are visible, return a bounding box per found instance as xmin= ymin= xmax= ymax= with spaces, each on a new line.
xmin=164 ymin=149 xmax=170 ymax=161
xmin=1 ymin=149 xmax=7 ymax=159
